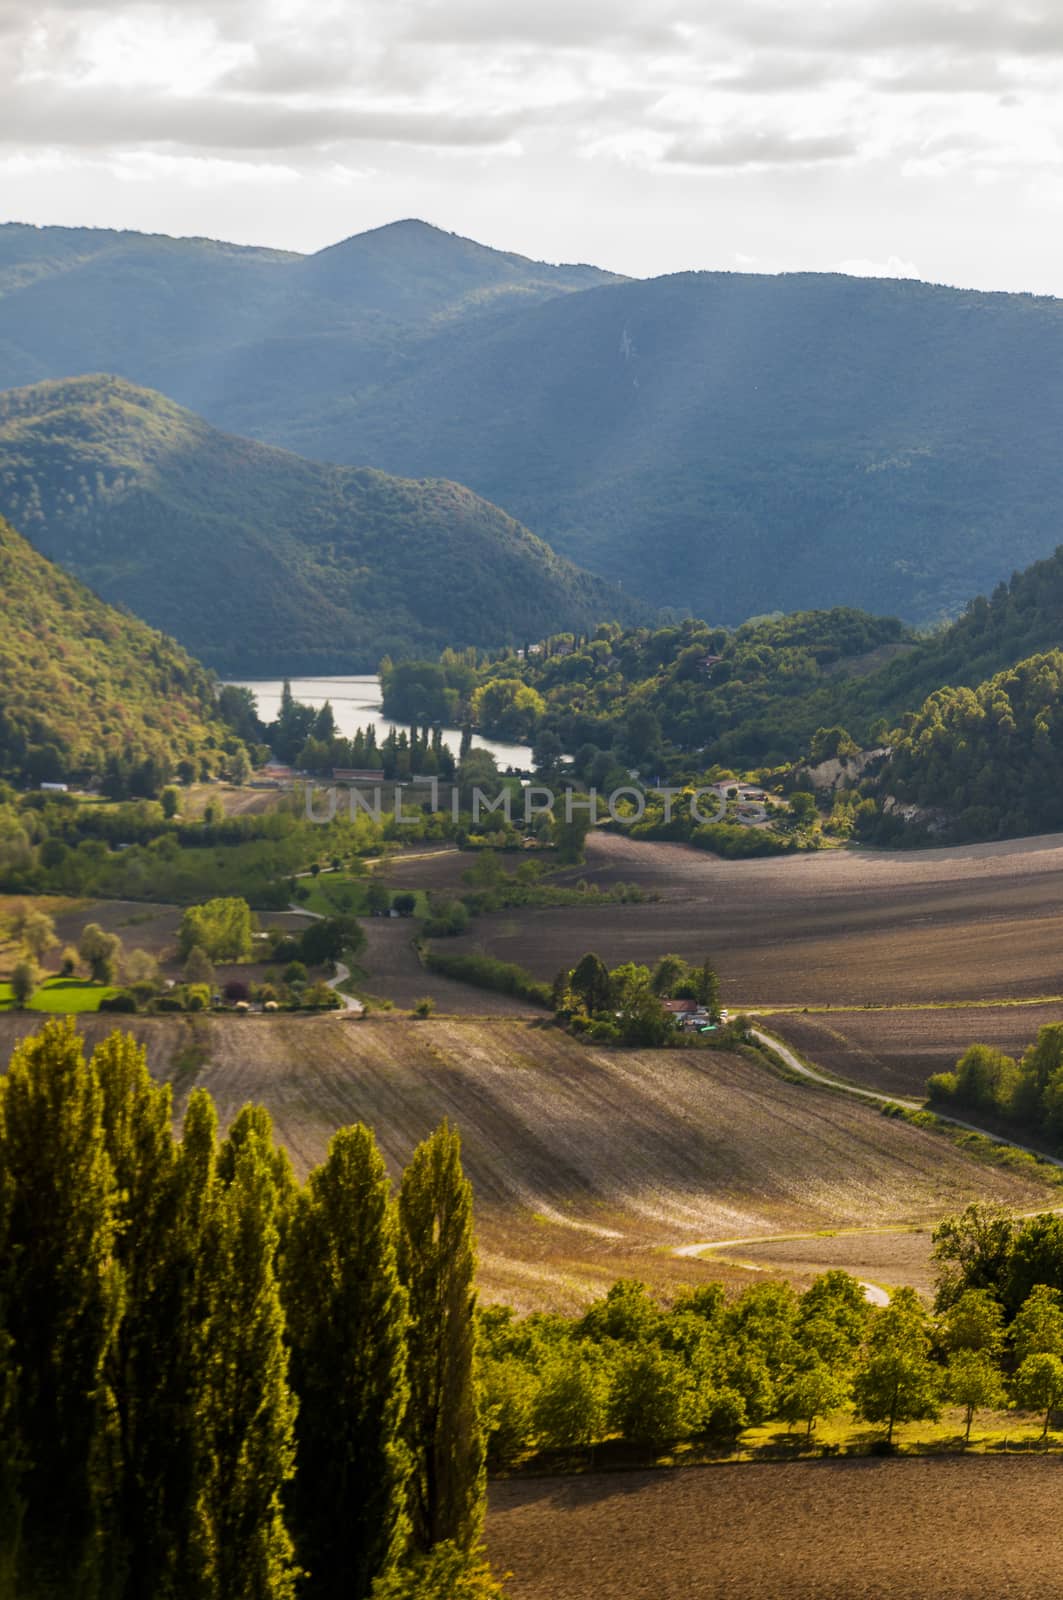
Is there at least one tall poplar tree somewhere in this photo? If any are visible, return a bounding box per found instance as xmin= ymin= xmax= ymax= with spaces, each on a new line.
xmin=92 ymin=1030 xmax=179 ymax=1599
xmin=0 ymin=1019 xmax=120 ymax=1600
xmin=397 ymin=1124 xmax=485 ymax=1555
xmin=193 ymin=1112 xmax=298 ymax=1599
xmin=284 ymin=1126 xmax=410 ymax=1600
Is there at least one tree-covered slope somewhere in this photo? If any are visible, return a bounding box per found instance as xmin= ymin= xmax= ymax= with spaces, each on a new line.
xmin=0 ymin=514 xmax=241 ymax=785
xmin=0 ymin=218 xmax=622 ymax=420
xmin=7 ymin=219 xmax=1063 ymax=630
xmin=288 ymin=270 xmax=1063 ymax=627
xmin=0 ymin=375 xmax=634 ymax=674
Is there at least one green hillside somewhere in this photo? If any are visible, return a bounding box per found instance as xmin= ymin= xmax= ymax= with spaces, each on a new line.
xmin=3 ymin=219 xmax=1063 ymax=627
xmin=0 ymin=375 xmax=635 ymax=674
xmin=0 ymin=514 xmax=243 ymax=786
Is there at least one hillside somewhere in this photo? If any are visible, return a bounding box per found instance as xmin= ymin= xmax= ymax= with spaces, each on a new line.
xmin=0 ymin=375 xmax=633 ymax=673
xmin=0 ymin=218 xmax=623 ymax=431
xmin=0 ymin=514 xmax=242 ymax=785
xmin=0 ymin=1011 xmax=1048 ymax=1310
xmin=4 ymin=222 xmax=1063 ymax=625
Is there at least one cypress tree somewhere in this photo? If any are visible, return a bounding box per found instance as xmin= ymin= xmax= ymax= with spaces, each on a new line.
xmin=284 ymin=1126 xmax=410 ymax=1600
xmin=91 ymin=1030 xmax=179 ymax=1599
xmin=193 ymin=1112 xmax=298 ymax=1599
xmin=0 ymin=1018 xmax=120 ymax=1600
xmin=397 ymin=1123 xmax=485 ymax=1555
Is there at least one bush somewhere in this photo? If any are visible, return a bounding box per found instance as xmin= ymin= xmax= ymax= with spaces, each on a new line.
xmin=98 ymin=989 xmax=137 ymax=1014
xmin=371 ymin=1544 xmax=507 ymax=1600
xmin=224 ymin=979 xmax=251 ymax=1003
xmin=413 ymin=997 xmax=436 ymax=1018
xmin=423 ymin=949 xmax=551 ymax=1008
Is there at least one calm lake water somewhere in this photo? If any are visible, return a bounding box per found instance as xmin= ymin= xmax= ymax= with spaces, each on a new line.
xmin=230 ymin=674 xmax=534 ymax=772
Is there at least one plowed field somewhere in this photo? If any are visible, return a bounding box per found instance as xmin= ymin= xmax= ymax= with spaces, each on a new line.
xmin=1 ymin=1013 xmax=1053 ymax=1309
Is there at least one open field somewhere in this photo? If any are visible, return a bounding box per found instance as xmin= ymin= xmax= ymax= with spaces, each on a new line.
xmin=0 ymin=1012 xmax=1053 ymax=1309
xmin=488 ymin=1457 xmax=1063 ymax=1600
xmin=0 ymin=977 xmax=118 ymax=1014
xmin=766 ymin=1003 xmax=1063 ymax=1100
xmin=435 ymin=830 xmax=1063 ymax=1008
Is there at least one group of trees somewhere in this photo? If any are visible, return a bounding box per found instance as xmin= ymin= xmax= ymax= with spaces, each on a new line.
xmin=0 ymin=1021 xmax=497 ymax=1600
xmin=928 ymin=1023 xmax=1063 ymax=1141
xmin=269 ymin=687 xmax=459 ymax=784
xmin=551 ymin=952 xmax=723 ymax=1046
xmin=484 ymin=1235 xmax=1063 ymax=1463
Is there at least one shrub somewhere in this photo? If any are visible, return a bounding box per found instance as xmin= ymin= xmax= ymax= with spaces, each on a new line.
xmin=99 ymin=989 xmax=137 ymax=1014
xmin=423 ymin=949 xmax=551 ymax=1008
xmin=413 ymin=997 xmax=436 ymax=1018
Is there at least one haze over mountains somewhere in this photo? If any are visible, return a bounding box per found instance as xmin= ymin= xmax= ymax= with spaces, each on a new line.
xmin=4 ymin=218 xmax=1063 ymax=634
xmin=0 ymin=375 xmax=630 ymax=674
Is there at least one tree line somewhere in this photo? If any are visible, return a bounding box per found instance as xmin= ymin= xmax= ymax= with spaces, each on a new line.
xmin=0 ymin=1020 xmax=499 ymax=1600
xmin=928 ymin=1023 xmax=1063 ymax=1144
xmin=484 ymin=1207 xmax=1063 ymax=1462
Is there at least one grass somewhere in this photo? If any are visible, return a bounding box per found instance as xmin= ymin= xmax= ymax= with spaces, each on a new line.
xmin=298 ymin=873 xmax=429 ymax=918
xmin=0 ymin=977 xmax=119 ymax=1014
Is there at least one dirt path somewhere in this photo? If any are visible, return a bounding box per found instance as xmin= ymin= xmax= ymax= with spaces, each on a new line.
xmin=287 ymin=903 xmax=364 ymax=1013
xmin=751 ymin=1024 xmax=1063 ymax=1169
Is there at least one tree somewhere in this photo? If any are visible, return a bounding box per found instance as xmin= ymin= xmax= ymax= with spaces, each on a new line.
xmin=10 ymin=957 xmax=38 ymax=1009
xmin=789 ymin=791 xmax=817 ymax=826
xmin=20 ymin=908 xmax=57 ymax=962
xmin=1012 ymin=1284 xmax=1063 ymax=1362
xmin=194 ymin=1115 xmax=298 ymax=1598
xmin=183 ymin=945 xmax=215 ymax=989
xmin=123 ymin=947 xmax=159 ymax=986
xmin=91 ymin=1030 xmax=181 ymax=1595
xmin=398 ymin=1124 xmax=485 ymax=1555
xmin=938 ymin=1287 xmax=1005 ymax=1357
xmin=532 ymin=1357 xmax=605 ymax=1450
xmin=651 ymin=954 xmax=688 ymax=997
xmin=161 ymin=786 xmax=181 ymax=819
xmin=394 ymin=893 xmax=418 ymax=918
xmin=1013 ymin=1352 xmax=1063 ymax=1440
xmin=945 ymin=1350 xmax=1006 ymax=1443
xmin=852 ymin=1288 xmax=940 ymax=1445
xmin=60 ymin=945 xmax=80 ymax=977
xmin=0 ymin=1018 xmax=120 ymax=1596
xmin=284 ymin=1126 xmax=410 ymax=1600
xmin=607 ymin=1346 xmax=687 ymax=1448
xmin=299 ymin=916 xmax=366 ymax=968
xmin=694 ymin=960 xmax=721 ymax=1017
xmin=367 ymin=882 xmax=392 ymax=917
xmin=178 ymin=898 xmax=254 ymax=963
xmin=780 ymin=1362 xmax=850 ymax=1440
xmin=569 ymin=952 xmax=612 ymax=1015
xmin=931 ymin=1203 xmax=1015 ymax=1313
xmin=78 ymin=921 xmax=123 ymax=984
xmin=370 ymin=1544 xmax=506 ymax=1600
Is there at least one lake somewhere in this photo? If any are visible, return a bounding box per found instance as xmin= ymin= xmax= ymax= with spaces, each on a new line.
xmin=229 ymin=675 xmax=534 ymax=772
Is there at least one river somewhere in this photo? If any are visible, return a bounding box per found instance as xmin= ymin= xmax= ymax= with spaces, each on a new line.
xmin=229 ymin=674 xmax=534 ymax=772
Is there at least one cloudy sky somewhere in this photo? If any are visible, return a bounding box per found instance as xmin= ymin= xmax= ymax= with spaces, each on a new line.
xmin=4 ymin=0 xmax=1063 ymax=293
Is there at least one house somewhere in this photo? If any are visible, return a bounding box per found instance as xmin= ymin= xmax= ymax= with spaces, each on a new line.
xmin=39 ymin=781 xmax=69 ymax=793
xmin=332 ymin=768 xmax=386 ymax=783
xmin=662 ymin=999 xmax=698 ymax=1016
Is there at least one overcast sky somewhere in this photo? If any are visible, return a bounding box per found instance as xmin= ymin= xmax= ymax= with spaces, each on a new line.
xmin=4 ymin=0 xmax=1063 ymax=293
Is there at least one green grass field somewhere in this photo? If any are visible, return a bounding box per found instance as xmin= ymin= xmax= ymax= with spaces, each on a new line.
xmin=0 ymin=977 xmax=118 ymax=1014
xmin=298 ymin=874 xmax=429 ymax=919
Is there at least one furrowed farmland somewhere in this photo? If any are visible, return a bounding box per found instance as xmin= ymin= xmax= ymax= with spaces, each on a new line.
xmin=487 ymin=1458 xmax=1063 ymax=1600
xmin=1 ymin=1012 xmax=1053 ymax=1310
xmin=428 ymin=830 xmax=1063 ymax=1007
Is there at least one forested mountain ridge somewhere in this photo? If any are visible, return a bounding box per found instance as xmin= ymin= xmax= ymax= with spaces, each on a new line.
xmin=4 ymin=218 xmax=1063 ymax=627
xmin=0 ymin=375 xmax=636 ymax=673
xmin=0 ymin=514 xmax=243 ymax=786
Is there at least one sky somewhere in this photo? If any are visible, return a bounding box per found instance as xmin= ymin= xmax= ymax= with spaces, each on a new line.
xmin=3 ymin=0 xmax=1063 ymax=294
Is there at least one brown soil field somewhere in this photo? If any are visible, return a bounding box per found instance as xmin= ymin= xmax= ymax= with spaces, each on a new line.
xmin=0 ymin=1013 xmax=1053 ymax=1310
xmin=488 ymin=1456 xmax=1063 ymax=1600
xmin=767 ymin=1004 xmax=1063 ymax=1099
xmin=357 ymin=919 xmax=535 ymax=1015
xmin=437 ymin=830 xmax=1063 ymax=1008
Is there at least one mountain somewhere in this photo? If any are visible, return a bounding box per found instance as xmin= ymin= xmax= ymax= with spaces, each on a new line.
xmin=6 ymin=219 xmax=1063 ymax=629
xmin=0 ymin=513 xmax=240 ymax=786
xmin=0 ymin=375 xmax=634 ymax=674
xmin=0 ymin=218 xmax=622 ymax=421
